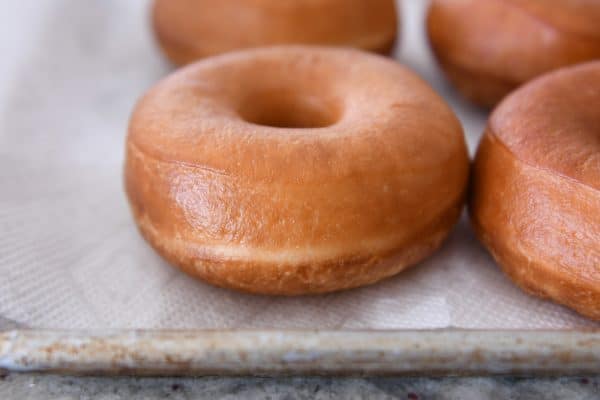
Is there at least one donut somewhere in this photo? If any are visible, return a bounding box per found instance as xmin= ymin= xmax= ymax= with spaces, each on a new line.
xmin=152 ymin=0 xmax=398 ymax=65
xmin=125 ymin=46 xmax=469 ymax=295
xmin=427 ymin=0 xmax=600 ymax=107
xmin=470 ymin=61 xmax=600 ymax=319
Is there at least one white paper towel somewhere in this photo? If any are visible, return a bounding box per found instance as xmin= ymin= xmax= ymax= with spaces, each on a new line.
xmin=0 ymin=0 xmax=597 ymax=330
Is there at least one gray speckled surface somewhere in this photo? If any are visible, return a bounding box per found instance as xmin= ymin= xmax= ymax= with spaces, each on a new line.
xmin=1 ymin=374 xmax=599 ymax=399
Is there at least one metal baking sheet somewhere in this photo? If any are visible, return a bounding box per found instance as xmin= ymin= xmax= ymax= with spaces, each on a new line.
xmin=2 ymin=330 xmax=599 ymax=376
xmin=1 ymin=0 xmax=598 ymax=376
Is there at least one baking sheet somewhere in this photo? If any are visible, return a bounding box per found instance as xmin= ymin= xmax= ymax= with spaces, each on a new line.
xmin=0 ymin=0 xmax=597 ymax=330
xmin=3 ymin=330 xmax=600 ymax=376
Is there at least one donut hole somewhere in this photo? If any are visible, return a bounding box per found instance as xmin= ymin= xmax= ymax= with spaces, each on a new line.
xmin=238 ymin=89 xmax=342 ymax=129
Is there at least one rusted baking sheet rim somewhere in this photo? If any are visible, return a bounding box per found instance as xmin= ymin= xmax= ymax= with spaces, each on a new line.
xmin=1 ymin=329 xmax=599 ymax=376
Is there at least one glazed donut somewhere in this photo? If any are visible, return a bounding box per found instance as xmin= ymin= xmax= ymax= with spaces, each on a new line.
xmin=427 ymin=0 xmax=600 ymax=107
xmin=125 ymin=46 xmax=469 ymax=295
xmin=152 ymin=0 xmax=398 ymax=65
xmin=470 ymin=61 xmax=600 ymax=319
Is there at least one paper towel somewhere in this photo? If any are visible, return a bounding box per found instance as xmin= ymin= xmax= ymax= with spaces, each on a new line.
xmin=0 ymin=0 xmax=597 ymax=330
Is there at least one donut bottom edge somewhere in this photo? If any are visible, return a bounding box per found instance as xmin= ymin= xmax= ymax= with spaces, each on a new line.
xmin=129 ymin=201 xmax=463 ymax=296
xmin=472 ymin=221 xmax=600 ymax=321
xmin=470 ymin=132 xmax=600 ymax=321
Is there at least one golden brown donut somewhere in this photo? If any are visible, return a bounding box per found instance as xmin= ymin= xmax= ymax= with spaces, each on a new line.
xmin=125 ymin=46 xmax=469 ymax=295
xmin=427 ymin=0 xmax=600 ymax=108
xmin=470 ymin=61 xmax=600 ymax=320
xmin=152 ymin=0 xmax=398 ymax=65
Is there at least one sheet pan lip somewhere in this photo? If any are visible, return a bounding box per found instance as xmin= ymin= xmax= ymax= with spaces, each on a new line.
xmin=1 ymin=328 xmax=599 ymax=376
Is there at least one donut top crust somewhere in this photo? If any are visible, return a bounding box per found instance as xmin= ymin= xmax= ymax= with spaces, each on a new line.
xmin=127 ymin=46 xmax=468 ymax=253
xmin=428 ymin=0 xmax=600 ymax=84
xmin=129 ymin=46 xmax=466 ymax=184
xmin=489 ymin=61 xmax=600 ymax=191
xmin=506 ymin=0 xmax=600 ymax=39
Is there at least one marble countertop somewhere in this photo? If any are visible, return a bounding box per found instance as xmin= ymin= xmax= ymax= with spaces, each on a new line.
xmin=1 ymin=373 xmax=599 ymax=399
